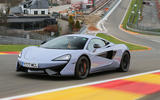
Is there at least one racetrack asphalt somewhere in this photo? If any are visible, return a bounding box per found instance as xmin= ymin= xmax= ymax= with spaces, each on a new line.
xmin=0 ymin=0 xmax=160 ymax=99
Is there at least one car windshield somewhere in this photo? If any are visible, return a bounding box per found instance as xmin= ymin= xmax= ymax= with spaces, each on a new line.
xmin=41 ymin=36 xmax=88 ymax=50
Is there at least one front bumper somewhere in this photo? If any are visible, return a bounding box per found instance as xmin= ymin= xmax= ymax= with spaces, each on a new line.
xmin=16 ymin=61 xmax=68 ymax=76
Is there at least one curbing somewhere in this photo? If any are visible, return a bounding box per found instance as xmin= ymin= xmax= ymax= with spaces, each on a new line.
xmin=0 ymin=52 xmax=20 ymax=55
xmin=2 ymin=69 xmax=160 ymax=100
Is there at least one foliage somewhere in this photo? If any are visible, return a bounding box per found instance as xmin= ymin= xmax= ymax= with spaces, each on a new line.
xmin=122 ymin=0 xmax=143 ymax=29
xmin=0 ymin=0 xmax=23 ymax=7
xmin=75 ymin=20 xmax=81 ymax=29
xmin=68 ymin=16 xmax=75 ymax=31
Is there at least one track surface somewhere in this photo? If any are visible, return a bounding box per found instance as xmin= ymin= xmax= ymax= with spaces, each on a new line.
xmin=0 ymin=0 xmax=160 ymax=98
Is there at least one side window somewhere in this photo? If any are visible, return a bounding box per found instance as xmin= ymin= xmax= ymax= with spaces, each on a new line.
xmin=41 ymin=11 xmax=45 ymax=14
xmin=87 ymin=39 xmax=95 ymax=51
xmin=94 ymin=39 xmax=106 ymax=47
xmin=87 ymin=39 xmax=106 ymax=51
xmin=34 ymin=11 xmax=38 ymax=15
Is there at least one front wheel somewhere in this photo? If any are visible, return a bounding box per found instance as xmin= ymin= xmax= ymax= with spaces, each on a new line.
xmin=118 ymin=51 xmax=130 ymax=72
xmin=75 ymin=56 xmax=90 ymax=79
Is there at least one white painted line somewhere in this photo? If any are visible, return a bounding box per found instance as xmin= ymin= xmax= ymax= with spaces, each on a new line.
xmin=151 ymin=40 xmax=160 ymax=43
xmin=96 ymin=0 xmax=151 ymax=50
xmin=2 ymin=70 xmax=160 ymax=100
xmin=97 ymin=0 xmax=122 ymax=31
xmin=119 ymin=0 xmax=132 ymax=25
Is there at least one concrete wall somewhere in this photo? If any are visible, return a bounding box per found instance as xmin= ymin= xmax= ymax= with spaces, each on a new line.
xmin=0 ymin=35 xmax=42 ymax=45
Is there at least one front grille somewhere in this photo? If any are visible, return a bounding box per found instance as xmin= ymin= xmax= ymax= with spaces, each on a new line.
xmin=17 ymin=62 xmax=66 ymax=73
xmin=49 ymin=64 xmax=66 ymax=72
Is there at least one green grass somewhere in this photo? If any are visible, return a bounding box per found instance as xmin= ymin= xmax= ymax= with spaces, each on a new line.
xmin=122 ymin=0 xmax=143 ymax=29
xmin=0 ymin=33 xmax=149 ymax=51
xmin=0 ymin=45 xmax=34 ymax=52
xmin=96 ymin=33 xmax=148 ymax=50
xmin=122 ymin=0 xmax=135 ymax=29
xmin=121 ymin=0 xmax=160 ymax=35
xmin=122 ymin=0 xmax=160 ymax=35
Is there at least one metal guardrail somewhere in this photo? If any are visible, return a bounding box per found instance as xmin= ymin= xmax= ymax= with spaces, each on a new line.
xmin=79 ymin=0 xmax=118 ymax=34
xmin=102 ymin=0 xmax=118 ymax=18
xmin=82 ymin=0 xmax=112 ymax=15
xmin=91 ymin=0 xmax=113 ymax=14
xmin=126 ymin=0 xmax=160 ymax=35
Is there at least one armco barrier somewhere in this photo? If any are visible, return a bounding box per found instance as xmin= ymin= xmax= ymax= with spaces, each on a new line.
xmin=125 ymin=0 xmax=160 ymax=35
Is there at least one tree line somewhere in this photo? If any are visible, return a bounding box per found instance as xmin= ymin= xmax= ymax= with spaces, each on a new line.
xmin=0 ymin=0 xmax=23 ymax=7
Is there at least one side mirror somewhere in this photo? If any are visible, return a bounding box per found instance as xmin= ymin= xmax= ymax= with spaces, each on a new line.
xmin=106 ymin=42 xmax=110 ymax=45
xmin=41 ymin=41 xmax=47 ymax=45
xmin=94 ymin=44 xmax=101 ymax=48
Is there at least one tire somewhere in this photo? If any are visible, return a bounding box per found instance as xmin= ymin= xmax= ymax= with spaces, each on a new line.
xmin=75 ymin=56 xmax=90 ymax=79
xmin=118 ymin=51 xmax=130 ymax=72
xmin=16 ymin=62 xmax=21 ymax=71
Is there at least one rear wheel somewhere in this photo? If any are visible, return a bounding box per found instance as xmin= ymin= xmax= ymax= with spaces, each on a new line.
xmin=75 ymin=56 xmax=90 ymax=79
xmin=118 ymin=51 xmax=130 ymax=72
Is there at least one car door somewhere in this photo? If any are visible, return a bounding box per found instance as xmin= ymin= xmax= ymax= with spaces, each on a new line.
xmin=87 ymin=38 xmax=114 ymax=73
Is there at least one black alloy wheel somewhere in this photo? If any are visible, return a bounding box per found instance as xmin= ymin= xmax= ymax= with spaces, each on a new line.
xmin=75 ymin=56 xmax=90 ymax=79
xmin=118 ymin=51 xmax=130 ymax=72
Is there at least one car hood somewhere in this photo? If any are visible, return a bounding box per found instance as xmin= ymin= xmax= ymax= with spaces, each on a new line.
xmin=22 ymin=46 xmax=75 ymax=62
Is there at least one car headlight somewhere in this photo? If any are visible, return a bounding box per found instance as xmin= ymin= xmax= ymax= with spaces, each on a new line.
xmin=52 ymin=54 xmax=71 ymax=61
xmin=18 ymin=52 xmax=22 ymax=58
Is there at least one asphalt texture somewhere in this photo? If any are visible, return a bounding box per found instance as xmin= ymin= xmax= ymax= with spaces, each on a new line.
xmin=0 ymin=0 xmax=160 ymax=99
xmin=139 ymin=92 xmax=160 ymax=100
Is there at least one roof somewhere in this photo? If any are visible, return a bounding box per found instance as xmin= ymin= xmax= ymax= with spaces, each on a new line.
xmin=29 ymin=0 xmax=49 ymax=9
xmin=10 ymin=6 xmax=22 ymax=14
xmin=21 ymin=0 xmax=32 ymax=5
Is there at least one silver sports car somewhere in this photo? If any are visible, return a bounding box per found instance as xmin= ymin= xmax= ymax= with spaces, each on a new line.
xmin=17 ymin=34 xmax=130 ymax=79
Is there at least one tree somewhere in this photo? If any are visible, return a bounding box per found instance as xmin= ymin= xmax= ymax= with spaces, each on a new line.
xmin=0 ymin=0 xmax=23 ymax=7
xmin=0 ymin=0 xmax=23 ymax=26
xmin=68 ymin=16 xmax=74 ymax=31
xmin=75 ymin=20 xmax=81 ymax=29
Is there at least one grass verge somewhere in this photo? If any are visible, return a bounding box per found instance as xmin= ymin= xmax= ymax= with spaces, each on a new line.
xmin=122 ymin=0 xmax=160 ymax=35
xmin=122 ymin=0 xmax=143 ymax=29
xmin=96 ymin=33 xmax=149 ymax=50
xmin=0 ymin=33 xmax=149 ymax=51
xmin=0 ymin=45 xmax=33 ymax=52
